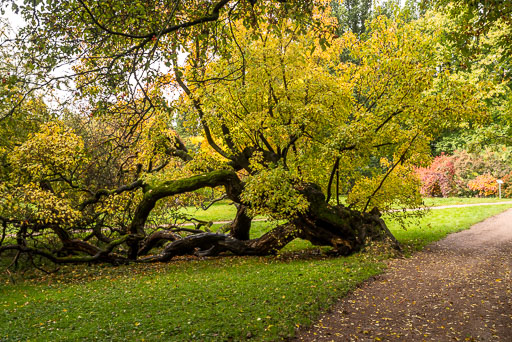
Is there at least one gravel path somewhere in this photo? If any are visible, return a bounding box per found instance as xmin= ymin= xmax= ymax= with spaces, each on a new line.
xmin=294 ymin=208 xmax=512 ymax=341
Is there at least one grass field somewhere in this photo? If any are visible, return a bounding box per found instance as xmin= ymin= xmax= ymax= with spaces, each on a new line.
xmin=178 ymin=197 xmax=512 ymax=223
xmin=421 ymin=196 xmax=512 ymax=207
xmin=1 ymin=200 xmax=511 ymax=341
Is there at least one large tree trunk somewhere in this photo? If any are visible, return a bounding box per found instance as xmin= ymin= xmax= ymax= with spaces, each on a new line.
xmin=126 ymin=169 xmax=244 ymax=259
xmin=229 ymin=204 xmax=252 ymax=240
xmin=293 ymin=183 xmax=399 ymax=255
xmin=141 ymin=183 xmax=398 ymax=262
xmin=139 ymin=223 xmax=299 ymax=262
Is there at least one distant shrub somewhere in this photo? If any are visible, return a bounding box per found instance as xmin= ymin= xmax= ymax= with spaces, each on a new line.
xmin=450 ymin=148 xmax=511 ymax=196
xmin=467 ymin=174 xmax=498 ymax=197
xmin=416 ymin=170 xmax=453 ymax=197
xmin=452 ymin=149 xmax=512 ymax=181
xmin=416 ymin=154 xmax=455 ymax=197
xmin=500 ymin=172 xmax=512 ymax=198
xmin=417 ymin=148 xmax=512 ymax=198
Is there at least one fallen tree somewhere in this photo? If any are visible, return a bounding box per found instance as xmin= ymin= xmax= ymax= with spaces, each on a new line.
xmin=0 ymin=2 xmax=484 ymax=267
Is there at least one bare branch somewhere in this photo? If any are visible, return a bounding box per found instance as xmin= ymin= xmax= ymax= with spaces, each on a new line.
xmin=326 ymin=157 xmax=340 ymax=203
xmin=363 ymin=133 xmax=420 ymax=212
xmin=79 ymin=179 xmax=144 ymax=210
xmin=77 ymin=0 xmax=231 ymax=40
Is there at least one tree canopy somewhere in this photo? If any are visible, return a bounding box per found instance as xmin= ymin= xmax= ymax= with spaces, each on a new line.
xmin=0 ymin=1 xmax=493 ymax=266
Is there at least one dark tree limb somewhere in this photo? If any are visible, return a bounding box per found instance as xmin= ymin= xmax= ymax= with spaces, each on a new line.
xmin=0 ymin=221 xmax=6 ymax=247
xmin=165 ymin=135 xmax=193 ymax=162
xmin=229 ymin=204 xmax=252 ymax=240
xmin=77 ymin=0 xmax=231 ymax=40
xmin=138 ymin=233 xmax=240 ymax=262
xmin=127 ymin=169 xmax=243 ymax=259
xmin=336 ymin=168 xmax=340 ymax=206
xmin=201 ymin=194 xmax=228 ymax=210
xmin=363 ymin=132 xmax=419 ymax=212
xmin=172 ymin=227 xmax=210 ymax=235
xmin=0 ymin=234 xmax=131 ymax=264
xmin=246 ymin=222 xmax=298 ymax=254
xmin=374 ymin=109 xmax=404 ymax=133
xmin=173 ymin=62 xmax=231 ymax=160
xmin=296 ymin=183 xmax=400 ymax=255
xmin=326 ymin=157 xmax=340 ymax=203
xmin=139 ymin=221 xmax=298 ymax=263
xmin=79 ymin=179 xmax=144 ymax=210
xmin=138 ymin=230 xmax=181 ymax=256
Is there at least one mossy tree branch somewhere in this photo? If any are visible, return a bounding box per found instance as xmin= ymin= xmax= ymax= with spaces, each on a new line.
xmin=127 ymin=169 xmax=243 ymax=259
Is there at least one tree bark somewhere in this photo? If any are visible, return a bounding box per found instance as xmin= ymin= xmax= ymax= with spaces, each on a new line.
xmin=139 ymin=185 xmax=398 ymax=262
xmin=138 ymin=230 xmax=181 ymax=256
xmin=229 ymin=204 xmax=252 ymax=240
xmin=139 ymin=222 xmax=298 ymax=262
xmin=8 ymin=174 xmax=398 ymax=265
xmin=127 ymin=170 xmax=243 ymax=259
xmin=294 ymin=183 xmax=399 ymax=255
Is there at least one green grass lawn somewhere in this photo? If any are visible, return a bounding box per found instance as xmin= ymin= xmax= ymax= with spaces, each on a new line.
xmin=1 ymin=202 xmax=511 ymax=341
xmin=386 ymin=205 xmax=512 ymax=251
xmin=178 ymin=201 xmax=238 ymax=222
xmin=422 ymin=196 xmax=512 ymax=207
xmin=178 ymin=197 xmax=512 ymax=223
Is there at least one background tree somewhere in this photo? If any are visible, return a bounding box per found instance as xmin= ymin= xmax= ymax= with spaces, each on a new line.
xmin=434 ymin=0 xmax=512 ymax=63
xmin=331 ymin=0 xmax=372 ymax=36
xmin=427 ymin=0 xmax=512 ymax=162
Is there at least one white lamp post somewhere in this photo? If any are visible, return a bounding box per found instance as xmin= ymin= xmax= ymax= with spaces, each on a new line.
xmin=497 ymin=179 xmax=503 ymax=199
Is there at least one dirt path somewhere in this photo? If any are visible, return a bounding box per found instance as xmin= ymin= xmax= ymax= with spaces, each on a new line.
xmin=294 ymin=208 xmax=512 ymax=341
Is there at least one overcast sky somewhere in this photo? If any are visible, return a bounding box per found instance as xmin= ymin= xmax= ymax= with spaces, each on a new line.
xmin=2 ymin=6 xmax=23 ymax=31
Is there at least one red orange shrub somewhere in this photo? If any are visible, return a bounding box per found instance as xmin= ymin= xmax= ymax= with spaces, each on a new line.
xmin=418 ymin=148 xmax=512 ymax=198
xmin=467 ymin=174 xmax=498 ymax=197
xmin=416 ymin=154 xmax=455 ymax=197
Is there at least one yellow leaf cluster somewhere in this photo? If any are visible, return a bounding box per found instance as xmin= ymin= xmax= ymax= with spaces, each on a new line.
xmin=9 ymin=122 xmax=88 ymax=181
xmin=0 ymin=182 xmax=82 ymax=225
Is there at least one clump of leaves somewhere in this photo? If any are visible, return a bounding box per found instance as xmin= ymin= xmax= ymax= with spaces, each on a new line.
xmin=242 ymin=164 xmax=309 ymax=220
xmin=9 ymin=122 xmax=88 ymax=180
xmin=347 ymin=160 xmax=423 ymax=212
xmin=467 ymin=174 xmax=498 ymax=197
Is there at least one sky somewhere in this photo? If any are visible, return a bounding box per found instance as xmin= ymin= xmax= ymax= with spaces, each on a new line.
xmin=2 ymin=6 xmax=23 ymax=32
